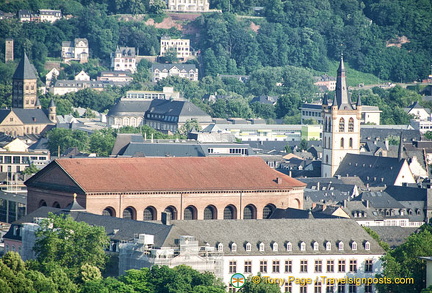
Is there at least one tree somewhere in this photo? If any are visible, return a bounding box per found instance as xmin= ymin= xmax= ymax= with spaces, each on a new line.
xmin=46 ymin=128 xmax=90 ymax=155
xmin=377 ymin=225 xmax=432 ymax=293
xmin=33 ymin=213 xmax=110 ymax=280
xmin=89 ymin=129 xmax=116 ymax=157
xmin=149 ymin=0 xmax=167 ymax=15
xmin=22 ymin=164 xmax=40 ymax=175
xmin=179 ymin=119 xmax=201 ymax=135
xmin=241 ymin=275 xmax=281 ymax=293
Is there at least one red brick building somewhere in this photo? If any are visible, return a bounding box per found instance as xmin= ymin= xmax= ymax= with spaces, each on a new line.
xmin=26 ymin=157 xmax=305 ymax=220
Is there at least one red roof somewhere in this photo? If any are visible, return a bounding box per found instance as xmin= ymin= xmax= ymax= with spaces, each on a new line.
xmin=54 ymin=157 xmax=305 ymax=193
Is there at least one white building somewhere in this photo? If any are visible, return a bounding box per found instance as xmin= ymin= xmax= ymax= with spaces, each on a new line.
xmin=165 ymin=0 xmax=210 ymax=12
xmin=74 ymin=70 xmax=90 ymax=81
xmin=160 ymin=37 xmax=191 ymax=61
xmin=152 ymin=63 xmax=198 ymax=82
xmin=61 ymin=38 xmax=89 ymax=63
xmin=111 ymin=47 xmax=137 ymax=73
xmin=301 ymin=104 xmax=381 ymax=125
xmin=39 ymin=9 xmax=62 ymax=23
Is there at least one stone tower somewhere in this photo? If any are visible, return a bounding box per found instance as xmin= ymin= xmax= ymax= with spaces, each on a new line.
xmin=12 ymin=52 xmax=38 ymax=109
xmin=48 ymin=99 xmax=57 ymax=123
xmin=5 ymin=39 xmax=13 ymax=62
xmin=321 ymin=56 xmax=361 ymax=177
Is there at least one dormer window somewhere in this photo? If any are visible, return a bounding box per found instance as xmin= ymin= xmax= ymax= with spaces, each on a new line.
xmin=313 ymin=241 xmax=319 ymax=251
xmin=300 ymin=241 xmax=306 ymax=251
xmin=338 ymin=241 xmax=344 ymax=250
xmin=273 ymin=242 xmax=278 ymax=252
xmin=217 ymin=243 xmax=223 ymax=252
xmin=259 ymin=242 xmax=265 ymax=252
xmin=231 ymin=243 xmax=237 ymax=252
xmin=245 ymin=242 xmax=252 ymax=252
xmin=286 ymin=242 xmax=292 ymax=252
xmin=352 ymin=241 xmax=357 ymax=251
xmin=365 ymin=241 xmax=370 ymax=251
xmin=325 ymin=241 xmax=331 ymax=251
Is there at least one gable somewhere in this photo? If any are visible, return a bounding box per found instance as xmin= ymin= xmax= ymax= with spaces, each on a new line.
xmin=25 ymin=162 xmax=84 ymax=194
xmin=0 ymin=111 xmax=23 ymax=126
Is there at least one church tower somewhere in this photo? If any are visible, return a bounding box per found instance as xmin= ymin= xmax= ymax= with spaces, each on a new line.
xmin=48 ymin=99 xmax=57 ymax=123
xmin=12 ymin=52 xmax=38 ymax=109
xmin=321 ymin=56 xmax=361 ymax=177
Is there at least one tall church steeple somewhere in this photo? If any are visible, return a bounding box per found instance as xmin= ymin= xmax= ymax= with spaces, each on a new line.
xmin=321 ymin=56 xmax=361 ymax=177
xmin=12 ymin=52 xmax=38 ymax=109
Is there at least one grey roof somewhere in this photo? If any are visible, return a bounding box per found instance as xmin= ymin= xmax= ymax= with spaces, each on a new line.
xmin=369 ymin=226 xmax=418 ymax=248
xmin=167 ymin=218 xmax=385 ymax=255
xmin=119 ymin=142 xmax=255 ymax=157
xmin=145 ymin=100 xmax=212 ymax=123
xmin=304 ymin=189 xmax=353 ymax=204
xmin=111 ymin=134 xmax=144 ymax=156
xmin=299 ymin=176 xmax=366 ymax=189
xmin=354 ymin=191 xmax=405 ymax=209
xmin=269 ymin=207 xmax=342 ymax=219
xmin=152 ymin=63 xmax=197 ymax=72
xmin=335 ymin=154 xmax=406 ymax=187
xmin=12 ymin=108 xmax=52 ymax=124
xmin=250 ymin=95 xmax=278 ymax=105
xmin=13 ymin=53 xmax=37 ymax=80
xmin=361 ymin=126 xmax=421 ymax=142
xmin=384 ymin=185 xmax=427 ymax=201
xmin=107 ymin=100 xmax=152 ymax=116
xmin=115 ymin=47 xmax=136 ymax=57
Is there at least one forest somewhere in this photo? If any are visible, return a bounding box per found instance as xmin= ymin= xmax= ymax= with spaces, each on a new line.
xmin=0 ymin=0 xmax=430 ymax=124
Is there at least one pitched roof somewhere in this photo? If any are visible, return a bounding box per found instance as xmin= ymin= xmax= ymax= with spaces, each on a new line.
xmin=152 ymin=63 xmax=197 ymax=71
xmin=27 ymin=157 xmax=306 ymax=193
xmin=13 ymin=53 xmax=37 ymax=80
xmin=107 ymin=100 xmax=153 ymax=116
xmin=166 ymin=218 xmax=385 ymax=255
xmin=146 ymin=99 xmax=212 ymax=122
xmin=335 ymin=154 xmax=407 ymax=187
xmin=12 ymin=108 xmax=52 ymax=124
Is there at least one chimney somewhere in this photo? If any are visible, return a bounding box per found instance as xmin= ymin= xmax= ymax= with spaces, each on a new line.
xmin=276 ymin=177 xmax=282 ymax=184
xmin=161 ymin=211 xmax=171 ymax=225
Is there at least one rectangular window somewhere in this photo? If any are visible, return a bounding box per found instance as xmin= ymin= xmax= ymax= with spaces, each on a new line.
xmin=300 ymin=285 xmax=307 ymax=293
xmin=327 ymin=260 xmax=334 ymax=272
xmin=259 ymin=261 xmax=267 ymax=273
xmin=315 ymin=282 xmax=322 ymax=293
xmin=285 ymin=260 xmax=292 ymax=273
xmin=284 ymin=282 xmax=292 ymax=293
xmin=272 ymin=260 xmax=280 ymax=273
xmin=300 ymin=260 xmax=308 ymax=273
xmin=364 ymin=285 xmax=373 ymax=293
xmin=348 ymin=284 xmax=356 ymax=293
xmin=315 ymin=260 xmax=323 ymax=273
xmin=4 ymin=156 xmax=11 ymax=164
xmin=349 ymin=260 xmax=357 ymax=273
xmin=337 ymin=284 xmax=345 ymax=293
xmin=365 ymin=259 xmax=373 ymax=273
xmin=338 ymin=260 xmax=345 ymax=272
xmin=13 ymin=156 xmax=20 ymax=164
xmin=244 ymin=261 xmax=252 ymax=273
xmin=326 ymin=285 xmax=335 ymax=293
xmin=229 ymin=261 xmax=237 ymax=273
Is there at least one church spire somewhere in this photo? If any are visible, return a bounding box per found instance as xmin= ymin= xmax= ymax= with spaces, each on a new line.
xmin=334 ymin=55 xmax=353 ymax=110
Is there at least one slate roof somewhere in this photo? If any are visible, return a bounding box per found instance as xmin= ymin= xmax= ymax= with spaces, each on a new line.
xmin=269 ymin=207 xmax=342 ymax=219
xmin=369 ymin=226 xmax=418 ymax=248
xmin=167 ymin=218 xmax=385 ymax=255
xmin=335 ymin=154 xmax=406 ymax=187
xmin=145 ymin=99 xmax=212 ymax=123
xmin=12 ymin=108 xmax=52 ymax=124
xmin=384 ymin=185 xmax=427 ymax=201
xmin=250 ymin=95 xmax=279 ymax=105
xmin=152 ymin=63 xmax=197 ymax=72
xmin=115 ymin=47 xmax=136 ymax=57
xmin=107 ymin=100 xmax=153 ymax=116
xmin=111 ymin=134 xmax=144 ymax=156
xmin=26 ymin=157 xmax=306 ymax=193
xmin=353 ymin=191 xmax=405 ymax=209
xmin=360 ymin=126 xmax=421 ymax=142
xmin=119 ymin=142 xmax=255 ymax=157
xmin=13 ymin=53 xmax=37 ymax=80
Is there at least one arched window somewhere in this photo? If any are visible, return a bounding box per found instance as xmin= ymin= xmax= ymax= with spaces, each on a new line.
xmin=204 ymin=205 xmax=217 ymax=220
xmin=313 ymin=241 xmax=319 ymax=251
xmin=259 ymin=242 xmax=265 ymax=252
xmin=352 ymin=241 xmax=357 ymax=250
xmin=326 ymin=155 xmax=329 ymax=163
xmin=338 ymin=241 xmax=344 ymax=250
xmin=339 ymin=118 xmax=345 ymax=132
xmin=263 ymin=204 xmax=275 ymax=219
xmin=224 ymin=205 xmax=237 ymax=219
xmin=365 ymin=241 xmax=370 ymax=250
xmin=286 ymin=242 xmax=292 ymax=252
xmin=326 ymin=241 xmax=331 ymax=251
xmin=340 ymin=138 xmax=344 ymax=148
xmin=243 ymin=204 xmax=257 ymax=219
xmin=348 ymin=117 xmax=354 ymax=132
xmin=300 ymin=241 xmax=306 ymax=251
xmin=246 ymin=242 xmax=252 ymax=252
xmin=165 ymin=206 xmax=178 ymax=220
xmin=184 ymin=205 xmax=197 ymax=220
xmin=349 ymin=137 xmax=353 ymax=148
xmin=123 ymin=207 xmax=136 ymax=220
xmin=143 ymin=206 xmax=157 ymax=221
xmin=273 ymin=242 xmax=278 ymax=252
xmin=231 ymin=243 xmax=237 ymax=252
xmin=217 ymin=243 xmax=223 ymax=252
xmin=39 ymin=200 xmax=47 ymax=207
xmin=103 ymin=207 xmax=116 ymax=217
xmin=52 ymin=202 xmax=60 ymax=208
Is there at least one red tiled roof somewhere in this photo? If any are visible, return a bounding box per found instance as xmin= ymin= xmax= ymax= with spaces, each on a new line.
xmin=54 ymin=157 xmax=305 ymax=193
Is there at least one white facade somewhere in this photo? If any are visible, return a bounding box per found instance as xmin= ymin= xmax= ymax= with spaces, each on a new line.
xmin=39 ymin=9 xmax=62 ymax=23
xmin=62 ymin=38 xmax=89 ymax=63
xmin=152 ymin=64 xmax=198 ymax=82
xmin=160 ymin=37 xmax=191 ymax=60
xmin=166 ymin=0 xmax=210 ymax=12
xmin=74 ymin=70 xmax=90 ymax=81
xmin=111 ymin=47 xmax=137 ymax=73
